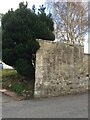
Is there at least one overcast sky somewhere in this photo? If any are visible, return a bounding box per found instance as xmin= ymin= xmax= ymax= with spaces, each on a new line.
xmin=0 ymin=0 xmax=89 ymax=14
xmin=0 ymin=0 xmax=46 ymax=14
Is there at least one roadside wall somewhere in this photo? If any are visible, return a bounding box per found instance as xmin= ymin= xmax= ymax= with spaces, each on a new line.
xmin=34 ymin=39 xmax=89 ymax=98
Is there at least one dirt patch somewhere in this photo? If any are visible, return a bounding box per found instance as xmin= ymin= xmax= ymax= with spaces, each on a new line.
xmin=0 ymin=89 xmax=24 ymax=101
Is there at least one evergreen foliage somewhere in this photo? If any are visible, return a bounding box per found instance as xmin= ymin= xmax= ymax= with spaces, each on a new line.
xmin=2 ymin=2 xmax=55 ymax=79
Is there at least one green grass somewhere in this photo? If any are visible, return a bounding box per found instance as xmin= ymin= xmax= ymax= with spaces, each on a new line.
xmin=2 ymin=69 xmax=17 ymax=76
xmin=2 ymin=69 xmax=35 ymax=99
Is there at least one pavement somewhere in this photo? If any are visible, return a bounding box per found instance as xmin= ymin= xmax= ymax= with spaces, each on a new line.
xmin=0 ymin=89 xmax=24 ymax=101
xmin=2 ymin=93 xmax=88 ymax=118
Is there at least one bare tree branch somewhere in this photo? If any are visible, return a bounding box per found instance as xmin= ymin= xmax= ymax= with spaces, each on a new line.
xmin=46 ymin=1 xmax=88 ymax=45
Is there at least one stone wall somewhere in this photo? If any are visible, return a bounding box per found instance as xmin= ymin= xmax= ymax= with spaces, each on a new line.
xmin=34 ymin=39 xmax=89 ymax=98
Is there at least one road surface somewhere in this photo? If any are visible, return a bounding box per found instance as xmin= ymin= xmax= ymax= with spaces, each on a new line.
xmin=2 ymin=93 xmax=88 ymax=118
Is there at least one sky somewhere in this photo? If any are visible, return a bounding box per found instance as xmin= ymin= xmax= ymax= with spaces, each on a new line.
xmin=0 ymin=0 xmax=89 ymax=54
xmin=84 ymin=34 xmax=89 ymax=54
xmin=0 ymin=0 xmax=88 ymax=14
xmin=0 ymin=0 xmax=46 ymax=14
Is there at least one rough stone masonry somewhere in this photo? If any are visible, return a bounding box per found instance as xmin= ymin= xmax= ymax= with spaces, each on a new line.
xmin=34 ymin=39 xmax=89 ymax=98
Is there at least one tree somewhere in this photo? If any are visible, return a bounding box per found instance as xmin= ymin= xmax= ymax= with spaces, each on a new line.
xmin=0 ymin=14 xmax=3 ymax=60
xmin=2 ymin=2 xmax=55 ymax=80
xmin=0 ymin=26 xmax=2 ymax=60
xmin=46 ymin=1 xmax=88 ymax=45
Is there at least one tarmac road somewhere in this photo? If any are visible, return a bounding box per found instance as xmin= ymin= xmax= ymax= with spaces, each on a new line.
xmin=2 ymin=93 xmax=88 ymax=118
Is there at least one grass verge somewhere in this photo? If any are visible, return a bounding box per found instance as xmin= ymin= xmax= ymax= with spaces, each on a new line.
xmin=1 ymin=69 xmax=35 ymax=99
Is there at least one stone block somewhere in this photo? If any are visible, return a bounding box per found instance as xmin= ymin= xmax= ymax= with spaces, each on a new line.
xmin=34 ymin=39 xmax=88 ymax=98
